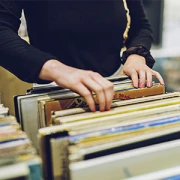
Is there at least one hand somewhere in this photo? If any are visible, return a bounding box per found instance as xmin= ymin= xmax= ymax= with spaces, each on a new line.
xmin=119 ymin=54 xmax=164 ymax=88
xmin=39 ymin=60 xmax=114 ymax=112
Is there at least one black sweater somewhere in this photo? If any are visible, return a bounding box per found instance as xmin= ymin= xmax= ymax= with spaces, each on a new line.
xmin=0 ymin=0 xmax=153 ymax=83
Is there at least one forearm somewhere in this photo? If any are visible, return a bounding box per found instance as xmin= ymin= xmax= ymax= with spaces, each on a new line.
xmin=126 ymin=0 xmax=153 ymax=50
xmin=0 ymin=28 xmax=55 ymax=83
xmin=0 ymin=1 xmax=56 ymax=83
xmin=39 ymin=59 xmax=68 ymax=82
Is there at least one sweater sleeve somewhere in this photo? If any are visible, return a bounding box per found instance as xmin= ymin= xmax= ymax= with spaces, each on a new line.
xmin=0 ymin=1 xmax=55 ymax=83
xmin=125 ymin=0 xmax=153 ymax=50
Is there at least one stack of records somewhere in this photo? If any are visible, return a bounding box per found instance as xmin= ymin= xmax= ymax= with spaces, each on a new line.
xmin=0 ymin=109 xmax=42 ymax=180
xmin=14 ymin=75 xmax=165 ymax=150
xmin=38 ymin=92 xmax=180 ymax=180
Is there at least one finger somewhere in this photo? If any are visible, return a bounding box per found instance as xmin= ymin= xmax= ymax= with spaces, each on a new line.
xmin=82 ymin=77 xmax=106 ymax=112
xmin=146 ymin=70 xmax=153 ymax=87
xmin=125 ymin=69 xmax=139 ymax=88
xmin=91 ymin=73 xmax=114 ymax=111
xmin=119 ymin=69 xmax=125 ymax=76
xmin=73 ymin=83 xmax=96 ymax=112
xmin=138 ymin=69 xmax=146 ymax=88
xmin=152 ymin=70 xmax=165 ymax=85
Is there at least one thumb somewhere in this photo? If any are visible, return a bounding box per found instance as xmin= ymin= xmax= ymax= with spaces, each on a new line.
xmin=119 ymin=69 xmax=125 ymax=76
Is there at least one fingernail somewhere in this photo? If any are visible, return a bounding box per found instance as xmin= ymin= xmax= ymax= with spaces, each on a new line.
xmin=106 ymin=106 xmax=110 ymax=111
xmin=134 ymin=82 xmax=138 ymax=88
xmin=140 ymin=82 xmax=145 ymax=88
xmin=91 ymin=106 xmax=96 ymax=112
xmin=147 ymin=82 xmax=152 ymax=87
xmin=100 ymin=109 xmax=105 ymax=112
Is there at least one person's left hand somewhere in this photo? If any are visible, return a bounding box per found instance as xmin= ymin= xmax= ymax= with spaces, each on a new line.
xmin=119 ymin=54 xmax=164 ymax=88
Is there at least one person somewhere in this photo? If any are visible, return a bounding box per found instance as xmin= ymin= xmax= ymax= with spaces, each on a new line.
xmin=0 ymin=0 xmax=164 ymax=112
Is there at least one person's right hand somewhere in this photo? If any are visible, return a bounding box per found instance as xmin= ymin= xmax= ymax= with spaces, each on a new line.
xmin=39 ymin=59 xmax=114 ymax=112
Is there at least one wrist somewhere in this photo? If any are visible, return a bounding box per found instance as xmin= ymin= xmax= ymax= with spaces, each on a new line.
xmin=39 ymin=59 xmax=62 ymax=81
xmin=126 ymin=54 xmax=146 ymax=64
xmin=121 ymin=46 xmax=155 ymax=68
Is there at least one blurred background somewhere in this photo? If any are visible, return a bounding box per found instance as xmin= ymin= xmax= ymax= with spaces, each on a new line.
xmin=1 ymin=0 xmax=180 ymax=114
xmin=142 ymin=0 xmax=180 ymax=92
